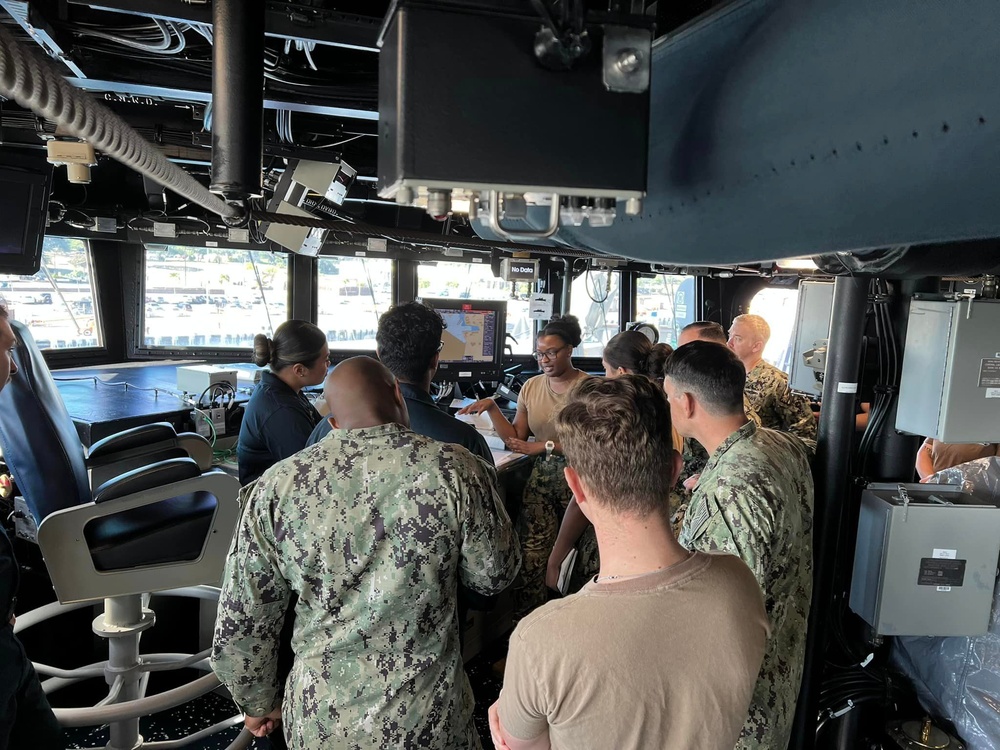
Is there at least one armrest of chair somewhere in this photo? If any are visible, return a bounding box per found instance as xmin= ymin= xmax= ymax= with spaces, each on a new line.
xmin=89 ymin=448 xmax=190 ymax=490
xmin=89 ymin=423 xmax=178 ymax=459
xmin=176 ymin=433 xmax=212 ymax=471
xmin=36 ymin=468 xmax=241 ymax=605
xmin=87 ymin=424 xmax=213 ymax=488
xmin=93 ymin=458 xmax=201 ymax=503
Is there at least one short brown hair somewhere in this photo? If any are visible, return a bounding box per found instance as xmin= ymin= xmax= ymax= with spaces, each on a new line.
xmin=555 ymin=375 xmax=676 ymax=518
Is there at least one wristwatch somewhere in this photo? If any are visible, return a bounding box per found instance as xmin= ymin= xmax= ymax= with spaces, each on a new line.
xmin=545 ymin=440 xmax=555 ymax=460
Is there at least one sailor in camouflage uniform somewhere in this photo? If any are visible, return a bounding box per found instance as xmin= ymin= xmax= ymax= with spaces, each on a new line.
xmin=212 ymin=357 xmax=521 ymax=749
xmin=728 ymin=314 xmax=817 ymax=448
xmin=664 ymin=342 xmax=814 ymax=750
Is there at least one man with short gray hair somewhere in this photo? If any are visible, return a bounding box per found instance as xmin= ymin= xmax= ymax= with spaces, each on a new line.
xmin=728 ymin=313 xmax=817 ymax=446
xmin=663 ymin=341 xmax=814 ymax=750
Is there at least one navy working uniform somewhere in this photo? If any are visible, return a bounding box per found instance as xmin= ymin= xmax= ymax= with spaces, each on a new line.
xmin=679 ymin=422 xmax=814 ymax=750
xmin=744 ymin=360 xmax=817 ymax=449
xmin=237 ymin=370 xmax=322 ymax=485
xmin=1 ymin=527 xmax=62 ymax=750
xmin=307 ymin=382 xmax=493 ymax=466
xmin=212 ymin=424 xmax=521 ymax=749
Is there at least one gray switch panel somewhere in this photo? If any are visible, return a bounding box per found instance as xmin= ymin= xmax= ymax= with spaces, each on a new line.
xmin=789 ymin=280 xmax=835 ymax=395
xmin=849 ymin=483 xmax=1000 ymax=637
xmin=896 ymin=298 xmax=1000 ymax=442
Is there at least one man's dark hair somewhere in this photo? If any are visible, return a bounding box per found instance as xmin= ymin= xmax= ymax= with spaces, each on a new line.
xmin=663 ymin=340 xmax=745 ymax=416
xmin=539 ymin=314 xmax=582 ymax=348
xmin=681 ymin=320 xmax=727 ymax=344
xmin=556 ymin=375 xmax=676 ymax=518
xmin=376 ymin=302 xmax=445 ymax=382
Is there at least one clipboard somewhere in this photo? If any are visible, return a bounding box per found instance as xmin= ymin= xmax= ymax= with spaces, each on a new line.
xmin=556 ymin=548 xmax=579 ymax=596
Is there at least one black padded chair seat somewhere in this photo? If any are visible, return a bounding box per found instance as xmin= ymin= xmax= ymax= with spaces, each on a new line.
xmin=83 ymin=491 xmax=218 ymax=572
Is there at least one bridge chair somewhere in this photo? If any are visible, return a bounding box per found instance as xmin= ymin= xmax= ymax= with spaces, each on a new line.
xmin=0 ymin=321 xmax=250 ymax=750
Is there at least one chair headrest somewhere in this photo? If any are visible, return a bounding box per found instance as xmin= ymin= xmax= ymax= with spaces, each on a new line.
xmin=0 ymin=321 xmax=91 ymax=522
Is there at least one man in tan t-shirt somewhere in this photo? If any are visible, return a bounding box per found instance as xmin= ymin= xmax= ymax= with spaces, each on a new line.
xmin=489 ymin=375 xmax=769 ymax=750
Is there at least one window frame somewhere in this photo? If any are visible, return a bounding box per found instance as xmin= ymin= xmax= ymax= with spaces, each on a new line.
xmin=4 ymin=236 xmax=112 ymax=366
xmin=132 ymin=244 xmax=294 ymax=362
xmin=567 ymin=266 xmax=624 ymax=363
xmin=317 ymin=254 xmax=396 ymax=354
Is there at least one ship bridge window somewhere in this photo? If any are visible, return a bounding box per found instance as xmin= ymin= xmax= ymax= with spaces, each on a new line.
xmin=0 ymin=237 xmax=102 ymax=350
xmin=143 ymin=245 xmax=287 ymax=349
xmin=570 ymin=268 xmax=621 ymax=357
xmin=318 ymin=256 xmax=393 ymax=351
xmin=417 ymin=261 xmax=533 ymax=355
xmin=635 ymin=274 xmax=697 ymax=348
xmin=749 ymin=286 xmax=800 ymax=373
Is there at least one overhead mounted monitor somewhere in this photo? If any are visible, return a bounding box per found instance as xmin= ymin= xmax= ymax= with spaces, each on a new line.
xmin=420 ymin=297 xmax=507 ymax=383
xmin=0 ymin=149 xmax=53 ymax=276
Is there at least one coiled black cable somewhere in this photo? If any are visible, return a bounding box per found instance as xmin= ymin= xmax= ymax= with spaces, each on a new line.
xmin=0 ymin=23 xmax=238 ymax=220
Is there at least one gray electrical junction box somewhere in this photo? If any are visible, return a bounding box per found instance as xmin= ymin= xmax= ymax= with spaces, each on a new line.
xmin=896 ymin=297 xmax=1000 ymax=442
xmin=849 ymin=483 xmax=1000 ymax=637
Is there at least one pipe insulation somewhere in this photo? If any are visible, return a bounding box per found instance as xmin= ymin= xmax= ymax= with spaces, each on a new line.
xmin=0 ymin=23 xmax=238 ymax=220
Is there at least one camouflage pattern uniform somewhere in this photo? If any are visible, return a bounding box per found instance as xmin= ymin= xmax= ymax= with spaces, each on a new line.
xmin=672 ymin=398 xmax=761 ymax=533
xmin=678 ymin=422 xmax=813 ymax=750
xmin=744 ymin=360 xmax=817 ymax=449
xmin=514 ymin=455 xmax=574 ymax=618
xmin=570 ymin=524 xmax=600 ymax=593
xmin=211 ymin=423 xmax=521 ymax=750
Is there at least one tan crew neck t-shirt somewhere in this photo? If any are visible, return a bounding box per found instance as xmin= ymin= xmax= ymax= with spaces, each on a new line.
xmin=498 ymin=551 xmax=769 ymax=750
xmin=516 ymin=373 xmax=586 ymax=444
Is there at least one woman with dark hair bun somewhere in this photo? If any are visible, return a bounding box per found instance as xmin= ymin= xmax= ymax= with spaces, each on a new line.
xmin=602 ymin=330 xmax=674 ymax=382
xmin=238 ymin=320 xmax=329 ymax=485
xmin=546 ymin=330 xmax=684 ymax=594
xmin=459 ymin=314 xmax=588 ymax=619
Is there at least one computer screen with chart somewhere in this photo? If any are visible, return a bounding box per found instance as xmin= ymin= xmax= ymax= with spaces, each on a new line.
xmin=420 ymin=298 xmax=507 ymax=382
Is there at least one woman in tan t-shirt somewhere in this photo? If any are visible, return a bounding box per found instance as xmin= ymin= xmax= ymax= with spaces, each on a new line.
xmin=459 ymin=315 xmax=588 ymax=619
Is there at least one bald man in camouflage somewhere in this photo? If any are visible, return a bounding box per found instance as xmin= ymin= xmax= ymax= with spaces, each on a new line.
xmin=212 ymin=357 xmax=520 ymax=749
xmin=663 ymin=342 xmax=813 ymax=750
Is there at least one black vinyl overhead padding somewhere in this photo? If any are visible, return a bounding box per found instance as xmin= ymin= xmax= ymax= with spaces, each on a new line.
xmin=474 ymin=0 xmax=1000 ymax=269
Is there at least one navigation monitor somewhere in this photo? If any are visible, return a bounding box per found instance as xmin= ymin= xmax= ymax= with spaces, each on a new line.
xmin=420 ymin=298 xmax=507 ymax=383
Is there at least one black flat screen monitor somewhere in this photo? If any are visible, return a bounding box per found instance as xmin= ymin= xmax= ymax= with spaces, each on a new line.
xmin=420 ymin=297 xmax=507 ymax=383
xmin=0 ymin=150 xmax=52 ymax=276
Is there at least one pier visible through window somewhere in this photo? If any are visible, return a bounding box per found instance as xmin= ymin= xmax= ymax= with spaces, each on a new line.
xmin=570 ymin=268 xmax=620 ymax=357
xmin=143 ymin=245 xmax=287 ymax=349
xmin=635 ymin=274 xmax=696 ymax=348
xmin=317 ymin=256 xmax=394 ymax=351
xmin=0 ymin=236 xmax=102 ymax=350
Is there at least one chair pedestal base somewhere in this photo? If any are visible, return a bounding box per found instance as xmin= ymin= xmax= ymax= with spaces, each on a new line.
xmin=14 ymin=586 xmax=253 ymax=749
xmin=95 ymin=596 xmax=151 ymax=750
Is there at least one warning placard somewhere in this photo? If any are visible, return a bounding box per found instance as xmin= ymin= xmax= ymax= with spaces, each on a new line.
xmin=917 ymin=558 xmax=967 ymax=587
xmin=979 ymin=358 xmax=1000 ymax=388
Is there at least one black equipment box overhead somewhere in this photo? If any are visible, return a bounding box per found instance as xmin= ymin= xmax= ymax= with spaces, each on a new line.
xmin=377 ymin=2 xmax=650 ymax=201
